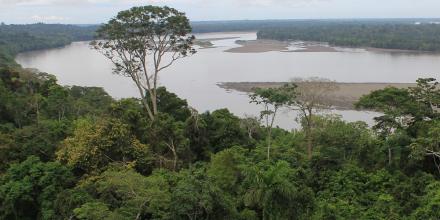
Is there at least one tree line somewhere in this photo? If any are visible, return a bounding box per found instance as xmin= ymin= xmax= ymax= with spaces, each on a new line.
xmin=257 ymin=21 xmax=440 ymax=51
xmin=0 ymin=23 xmax=98 ymax=68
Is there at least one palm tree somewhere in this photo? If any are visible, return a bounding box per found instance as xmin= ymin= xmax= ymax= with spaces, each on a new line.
xmin=243 ymin=161 xmax=298 ymax=220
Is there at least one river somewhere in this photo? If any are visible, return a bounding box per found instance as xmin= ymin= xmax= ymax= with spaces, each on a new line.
xmin=16 ymin=32 xmax=440 ymax=129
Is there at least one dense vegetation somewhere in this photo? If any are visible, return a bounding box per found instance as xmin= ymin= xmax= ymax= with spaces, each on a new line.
xmin=191 ymin=19 xmax=440 ymax=51
xmin=1 ymin=63 xmax=439 ymax=219
xmin=257 ymin=20 xmax=440 ymax=51
xmin=0 ymin=23 xmax=98 ymax=67
xmin=1 ymin=11 xmax=440 ymax=219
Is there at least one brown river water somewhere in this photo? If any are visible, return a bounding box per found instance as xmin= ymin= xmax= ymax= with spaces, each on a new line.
xmin=16 ymin=32 xmax=440 ymax=129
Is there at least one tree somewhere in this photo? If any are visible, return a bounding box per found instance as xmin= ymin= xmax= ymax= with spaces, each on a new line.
xmin=312 ymin=115 xmax=374 ymax=163
xmin=409 ymin=78 xmax=440 ymax=119
xmin=356 ymin=78 xmax=440 ymax=166
xmin=410 ymin=120 xmax=440 ymax=174
xmin=72 ymin=167 xmax=172 ymax=220
xmin=146 ymin=113 xmax=189 ymax=171
xmin=45 ymin=85 xmax=72 ymax=121
xmin=92 ymin=6 xmax=196 ymax=121
xmin=284 ymin=77 xmax=338 ymax=159
xmin=207 ymin=147 xmax=248 ymax=191
xmin=109 ymin=98 xmax=150 ymax=141
xmin=146 ymin=87 xmax=191 ymax=122
xmin=250 ymin=87 xmax=290 ymax=160
xmin=56 ymin=118 xmax=152 ymax=174
xmin=0 ymin=156 xmax=74 ymax=220
xmin=411 ymin=182 xmax=440 ymax=219
xmin=171 ymin=167 xmax=237 ymax=220
xmin=242 ymin=160 xmax=314 ymax=220
xmin=8 ymin=119 xmax=70 ymax=163
xmin=184 ymin=108 xmax=210 ymax=161
xmin=240 ymin=114 xmax=262 ymax=140
xmin=69 ymin=86 xmax=113 ymax=117
xmin=356 ymin=87 xmax=415 ymax=132
xmin=356 ymin=87 xmax=414 ymax=167
xmin=203 ymin=109 xmax=248 ymax=153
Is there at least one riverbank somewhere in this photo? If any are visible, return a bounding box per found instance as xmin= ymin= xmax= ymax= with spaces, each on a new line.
xmin=194 ymin=36 xmax=240 ymax=49
xmin=218 ymin=82 xmax=416 ymax=110
xmin=225 ymin=40 xmax=289 ymax=53
xmin=225 ymin=40 xmax=341 ymax=53
xmin=224 ymin=39 xmax=437 ymax=54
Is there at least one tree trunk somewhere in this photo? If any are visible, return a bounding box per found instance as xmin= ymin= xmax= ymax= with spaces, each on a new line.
xmin=306 ymin=110 xmax=313 ymax=159
xmin=36 ymin=99 xmax=40 ymax=127
xmin=172 ymin=148 xmax=177 ymax=171
xmin=267 ymin=108 xmax=278 ymax=161
xmin=307 ymin=129 xmax=312 ymax=159
xmin=388 ymin=146 xmax=392 ymax=166
xmin=152 ymin=89 xmax=158 ymax=116
xmin=267 ymin=127 xmax=272 ymax=160
xmin=141 ymin=98 xmax=155 ymax=121
xmin=167 ymin=140 xmax=178 ymax=171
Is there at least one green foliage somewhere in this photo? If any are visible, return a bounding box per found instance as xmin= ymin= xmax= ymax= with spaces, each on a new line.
xmin=0 ymin=156 xmax=74 ymax=220
xmin=410 ymin=120 xmax=440 ymax=169
xmin=92 ymin=5 xmax=195 ymax=120
xmin=356 ymin=78 xmax=440 ymax=173
xmin=250 ymin=86 xmax=291 ymax=160
xmin=149 ymin=87 xmax=191 ymax=122
xmin=411 ymin=182 xmax=440 ymax=219
xmin=258 ymin=22 xmax=440 ymax=51
xmin=171 ymin=166 xmax=237 ymax=220
xmin=0 ymin=23 xmax=97 ymax=59
xmin=312 ymin=115 xmax=380 ymax=167
xmin=242 ymin=160 xmax=314 ymax=220
xmin=0 ymin=23 xmax=96 ymax=70
xmin=69 ymin=86 xmax=113 ymax=117
xmin=56 ymin=118 xmax=152 ymax=174
xmin=73 ymin=167 xmax=154 ymax=220
xmin=145 ymin=113 xmax=190 ymax=170
xmin=207 ymin=148 xmax=248 ymax=191
xmin=203 ymin=109 xmax=249 ymax=153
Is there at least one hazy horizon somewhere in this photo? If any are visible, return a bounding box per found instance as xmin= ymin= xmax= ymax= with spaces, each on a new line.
xmin=2 ymin=18 xmax=440 ymax=26
xmin=1 ymin=0 xmax=440 ymax=24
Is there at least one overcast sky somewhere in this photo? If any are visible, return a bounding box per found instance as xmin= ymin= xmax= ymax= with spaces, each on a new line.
xmin=0 ymin=0 xmax=439 ymax=24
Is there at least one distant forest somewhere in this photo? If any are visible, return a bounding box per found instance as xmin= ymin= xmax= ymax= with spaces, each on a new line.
xmin=0 ymin=23 xmax=98 ymax=67
xmin=255 ymin=20 xmax=440 ymax=51
xmin=2 ymin=19 xmax=440 ymax=64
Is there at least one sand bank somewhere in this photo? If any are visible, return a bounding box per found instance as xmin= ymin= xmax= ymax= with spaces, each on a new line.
xmin=225 ymin=40 xmax=290 ymax=53
xmin=225 ymin=40 xmax=340 ymax=53
xmin=194 ymin=37 xmax=240 ymax=49
xmin=218 ymin=82 xmax=416 ymax=110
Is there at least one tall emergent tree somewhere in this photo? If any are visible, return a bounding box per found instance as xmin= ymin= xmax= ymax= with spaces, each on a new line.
xmin=92 ymin=6 xmax=196 ymax=120
xmin=284 ymin=77 xmax=338 ymax=159
xmin=356 ymin=78 xmax=440 ymax=169
xmin=250 ymin=87 xmax=290 ymax=160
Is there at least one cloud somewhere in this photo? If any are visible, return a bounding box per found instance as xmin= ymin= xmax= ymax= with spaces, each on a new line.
xmin=0 ymin=0 xmax=328 ymax=7
xmin=0 ymin=0 xmax=139 ymax=6
xmin=31 ymin=15 xmax=68 ymax=21
xmin=234 ymin=0 xmax=330 ymax=7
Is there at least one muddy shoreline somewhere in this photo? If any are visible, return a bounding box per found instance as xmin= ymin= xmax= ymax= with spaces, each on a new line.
xmin=194 ymin=37 xmax=240 ymax=49
xmin=218 ymin=82 xmax=416 ymax=110
xmin=223 ymin=38 xmax=437 ymax=54
xmin=225 ymin=39 xmax=341 ymax=53
xmin=225 ymin=40 xmax=290 ymax=53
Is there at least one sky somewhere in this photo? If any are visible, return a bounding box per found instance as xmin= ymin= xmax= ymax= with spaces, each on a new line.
xmin=0 ymin=0 xmax=439 ymax=24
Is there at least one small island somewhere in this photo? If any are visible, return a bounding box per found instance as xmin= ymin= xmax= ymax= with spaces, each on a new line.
xmin=219 ymin=81 xmax=416 ymax=110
